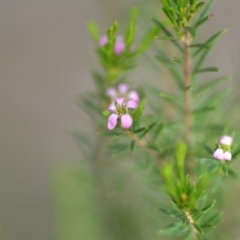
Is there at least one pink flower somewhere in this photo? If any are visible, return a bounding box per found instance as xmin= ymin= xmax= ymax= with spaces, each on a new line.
xmin=106 ymin=83 xmax=139 ymax=103
xmin=220 ymin=135 xmax=233 ymax=146
xmin=99 ymin=35 xmax=108 ymax=47
xmin=107 ymin=98 xmax=138 ymax=130
xmin=114 ymin=36 xmax=125 ymax=56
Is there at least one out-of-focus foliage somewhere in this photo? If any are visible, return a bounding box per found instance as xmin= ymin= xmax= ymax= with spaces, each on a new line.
xmin=53 ymin=1 xmax=240 ymax=240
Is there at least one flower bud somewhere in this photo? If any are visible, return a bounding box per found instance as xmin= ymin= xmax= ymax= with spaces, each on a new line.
xmin=99 ymin=35 xmax=108 ymax=47
xmin=114 ymin=36 xmax=125 ymax=56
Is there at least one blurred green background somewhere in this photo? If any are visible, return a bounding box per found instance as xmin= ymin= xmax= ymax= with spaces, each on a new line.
xmin=1 ymin=0 xmax=240 ymax=240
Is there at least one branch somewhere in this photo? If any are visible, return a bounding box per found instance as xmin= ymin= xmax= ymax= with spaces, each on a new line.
xmin=183 ymin=30 xmax=193 ymax=147
xmin=126 ymin=130 xmax=162 ymax=167
xmin=185 ymin=211 xmax=198 ymax=240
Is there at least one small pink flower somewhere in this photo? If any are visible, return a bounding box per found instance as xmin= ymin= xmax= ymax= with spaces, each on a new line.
xmin=107 ymin=97 xmax=138 ymax=130
xmin=220 ymin=135 xmax=233 ymax=146
xmin=213 ymin=148 xmax=224 ymax=160
xmin=99 ymin=35 xmax=108 ymax=47
xmin=114 ymin=36 xmax=125 ymax=56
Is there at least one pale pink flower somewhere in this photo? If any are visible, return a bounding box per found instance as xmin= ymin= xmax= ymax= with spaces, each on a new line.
xmin=220 ymin=135 xmax=233 ymax=146
xmin=107 ymin=98 xmax=138 ymax=130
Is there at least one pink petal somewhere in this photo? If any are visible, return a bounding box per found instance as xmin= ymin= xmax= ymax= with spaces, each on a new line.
xmin=126 ymin=100 xmax=138 ymax=109
xmin=115 ymin=98 xmax=125 ymax=106
xmin=220 ymin=135 xmax=233 ymax=146
xmin=223 ymin=151 xmax=232 ymax=161
xmin=114 ymin=36 xmax=125 ymax=56
xmin=106 ymin=88 xmax=117 ymax=98
xmin=108 ymin=102 xmax=116 ymax=112
xmin=99 ymin=35 xmax=108 ymax=47
xmin=118 ymin=83 xmax=129 ymax=94
xmin=128 ymin=91 xmax=139 ymax=102
xmin=213 ymin=148 xmax=224 ymax=160
xmin=108 ymin=114 xmax=118 ymax=130
xmin=121 ymin=114 xmax=133 ymax=129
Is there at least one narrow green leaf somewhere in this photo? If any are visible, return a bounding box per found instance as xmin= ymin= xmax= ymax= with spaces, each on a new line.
xmin=193 ymin=223 xmax=204 ymax=234
xmin=152 ymin=122 xmax=164 ymax=144
xmin=194 ymin=67 xmax=219 ymax=74
xmin=201 ymin=200 xmax=216 ymax=212
xmin=130 ymin=141 xmax=135 ymax=153
xmin=108 ymin=143 xmax=129 ymax=156
xmin=97 ymin=131 xmax=122 ymax=137
xmin=87 ymin=21 xmax=100 ymax=42
xmin=193 ymin=106 xmax=216 ymax=114
xmin=155 ymin=36 xmax=177 ymax=40
xmin=194 ymin=0 xmax=214 ymax=26
xmin=151 ymin=18 xmax=183 ymax=51
xmin=172 ymin=57 xmax=182 ymax=64
xmin=194 ymin=2 xmax=205 ymax=13
xmin=132 ymin=102 xmax=145 ymax=120
xmin=199 ymin=142 xmax=214 ymax=154
xmin=189 ymin=44 xmax=210 ymax=49
xmin=138 ymin=27 xmax=160 ymax=53
xmin=168 ymin=6 xmax=181 ymax=16
xmin=160 ymin=222 xmax=182 ymax=234
xmin=228 ymin=169 xmax=240 ymax=179
xmin=160 ymin=0 xmax=170 ymax=8
xmin=194 ymin=15 xmax=213 ymax=29
xmin=162 ymin=7 xmax=178 ymax=27
xmin=223 ymin=164 xmax=229 ymax=176
xmin=155 ymin=54 xmax=183 ymax=88
xmin=139 ymin=122 xmax=159 ymax=138
xmin=125 ymin=9 xmax=139 ymax=46
xmin=193 ymin=29 xmax=227 ymax=58
xmin=200 ymin=224 xmax=215 ymax=230
xmin=107 ymin=21 xmax=118 ymax=39
xmin=187 ymin=26 xmax=196 ymax=37
xmin=159 ymin=92 xmax=184 ymax=109
xmin=133 ymin=127 xmax=148 ymax=134
xmin=159 ymin=208 xmax=183 ymax=218
xmin=204 ymin=212 xmax=222 ymax=226
xmin=232 ymin=149 xmax=240 ymax=158
xmin=194 ymin=76 xmax=229 ymax=95
xmin=176 ymin=142 xmax=187 ymax=181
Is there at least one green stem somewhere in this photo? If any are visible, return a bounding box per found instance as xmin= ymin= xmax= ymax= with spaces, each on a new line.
xmin=185 ymin=211 xmax=198 ymax=240
xmin=126 ymin=130 xmax=162 ymax=166
xmin=183 ymin=30 xmax=193 ymax=148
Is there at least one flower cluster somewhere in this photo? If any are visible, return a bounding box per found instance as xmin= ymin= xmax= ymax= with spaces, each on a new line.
xmin=99 ymin=35 xmax=135 ymax=56
xmin=107 ymin=98 xmax=138 ymax=130
xmin=106 ymin=83 xmax=139 ymax=103
xmin=213 ymin=135 xmax=233 ymax=161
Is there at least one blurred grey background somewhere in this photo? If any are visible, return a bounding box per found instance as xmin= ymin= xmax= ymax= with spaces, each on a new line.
xmin=0 ymin=0 xmax=239 ymax=240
